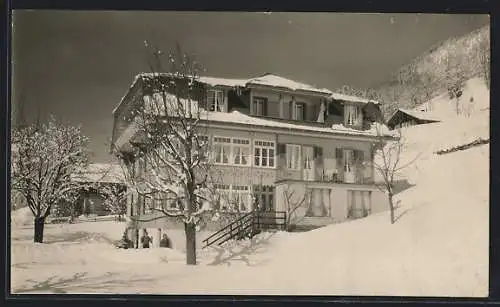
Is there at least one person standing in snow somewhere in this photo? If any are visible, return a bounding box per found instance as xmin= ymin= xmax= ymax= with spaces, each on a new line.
xmin=159 ymin=233 xmax=172 ymax=248
xmin=141 ymin=229 xmax=152 ymax=248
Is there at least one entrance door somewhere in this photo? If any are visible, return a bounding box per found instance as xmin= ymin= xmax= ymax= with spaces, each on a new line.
xmin=303 ymin=146 xmax=315 ymax=181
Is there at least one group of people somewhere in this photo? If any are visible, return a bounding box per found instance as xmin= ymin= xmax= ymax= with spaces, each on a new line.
xmin=140 ymin=229 xmax=172 ymax=249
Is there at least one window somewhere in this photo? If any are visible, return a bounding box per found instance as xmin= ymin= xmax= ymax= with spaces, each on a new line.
xmin=279 ymin=94 xmax=285 ymax=118
xmin=213 ymin=137 xmax=231 ymax=164
xmin=214 ymin=184 xmax=231 ymax=210
xmin=329 ymin=102 xmax=343 ymax=116
xmin=232 ymin=138 xmax=250 ymax=166
xmin=253 ymin=185 xmax=274 ymax=211
xmin=347 ymin=190 xmax=372 ymax=219
xmin=208 ymin=90 xmax=225 ymax=112
xmin=344 ymin=149 xmax=354 ymax=173
xmin=151 ymin=192 xmax=165 ymax=210
xmin=252 ymin=97 xmax=267 ymax=116
xmin=286 ymin=144 xmax=301 ymax=170
xmin=144 ymin=194 xmax=153 ymax=214
xmin=294 ymin=102 xmax=306 ymax=121
xmin=193 ymin=135 xmax=210 ymax=162
xmin=231 ymin=185 xmax=252 ymax=212
xmin=254 ymin=140 xmax=275 ymax=168
xmin=345 ymin=104 xmax=361 ymax=126
xmin=215 ymin=184 xmax=251 ymax=211
xmin=173 ymin=138 xmax=186 ymax=158
xmin=196 ymin=135 xmax=209 ymax=146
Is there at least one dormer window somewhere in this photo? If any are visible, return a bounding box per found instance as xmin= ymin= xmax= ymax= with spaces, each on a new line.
xmin=345 ymin=104 xmax=362 ymax=127
xmin=252 ymin=97 xmax=268 ymax=116
xmin=208 ymin=89 xmax=225 ymax=112
xmin=294 ymin=102 xmax=306 ymax=121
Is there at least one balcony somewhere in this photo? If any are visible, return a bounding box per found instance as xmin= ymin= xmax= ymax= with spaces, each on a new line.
xmin=277 ymin=165 xmax=375 ymax=187
xmin=315 ymin=171 xmax=374 ymax=185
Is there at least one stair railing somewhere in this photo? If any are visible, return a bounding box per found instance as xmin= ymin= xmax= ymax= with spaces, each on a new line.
xmin=202 ymin=210 xmax=288 ymax=248
xmin=202 ymin=211 xmax=254 ymax=248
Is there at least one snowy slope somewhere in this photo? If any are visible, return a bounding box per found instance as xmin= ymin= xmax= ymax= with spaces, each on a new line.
xmin=413 ymin=77 xmax=489 ymax=119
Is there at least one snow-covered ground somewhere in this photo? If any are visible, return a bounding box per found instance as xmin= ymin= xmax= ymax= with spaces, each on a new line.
xmin=413 ymin=77 xmax=489 ymax=119
xmin=11 ymin=85 xmax=489 ymax=296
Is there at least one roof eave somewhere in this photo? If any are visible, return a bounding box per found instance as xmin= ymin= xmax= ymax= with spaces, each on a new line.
xmin=198 ymin=117 xmax=381 ymax=140
xmin=246 ymin=83 xmax=332 ymax=97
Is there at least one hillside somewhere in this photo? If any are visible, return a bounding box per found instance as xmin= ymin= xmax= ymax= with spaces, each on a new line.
xmin=412 ymin=76 xmax=489 ymax=118
xmin=371 ymin=24 xmax=490 ymax=118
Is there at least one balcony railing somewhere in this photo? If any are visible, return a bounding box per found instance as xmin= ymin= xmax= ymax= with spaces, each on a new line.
xmin=315 ymin=172 xmax=374 ymax=185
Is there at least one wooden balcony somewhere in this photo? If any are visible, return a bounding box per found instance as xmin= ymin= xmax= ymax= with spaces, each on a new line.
xmin=275 ymin=168 xmax=376 ymax=188
xmin=315 ymin=170 xmax=375 ymax=185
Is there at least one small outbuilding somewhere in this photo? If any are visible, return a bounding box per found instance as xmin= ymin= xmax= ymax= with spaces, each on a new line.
xmin=387 ymin=108 xmax=442 ymax=130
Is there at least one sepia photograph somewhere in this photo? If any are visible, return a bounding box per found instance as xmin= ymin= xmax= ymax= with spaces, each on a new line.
xmin=10 ymin=11 xmax=490 ymax=297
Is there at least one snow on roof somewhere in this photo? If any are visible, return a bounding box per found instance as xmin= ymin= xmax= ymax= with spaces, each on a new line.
xmin=199 ymin=76 xmax=248 ymax=88
xmin=71 ymin=163 xmax=125 ymax=184
xmin=112 ymin=73 xmax=145 ymax=114
xmin=330 ymin=92 xmax=380 ymax=105
xmin=395 ymin=108 xmax=443 ymax=122
xmin=113 ymin=72 xmax=377 ymax=114
xmin=245 ymin=73 xmax=332 ymax=95
xmin=205 ymin=110 xmax=393 ymax=138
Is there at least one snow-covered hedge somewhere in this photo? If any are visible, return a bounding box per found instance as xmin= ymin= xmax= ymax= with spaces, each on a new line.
xmin=435 ymin=138 xmax=489 ymax=155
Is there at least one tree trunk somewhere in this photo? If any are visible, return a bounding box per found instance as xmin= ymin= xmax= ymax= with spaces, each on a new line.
xmin=185 ymin=222 xmax=197 ymax=265
xmin=388 ymin=193 xmax=395 ymax=224
xmin=34 ymin=216 xmax=45 ymax=243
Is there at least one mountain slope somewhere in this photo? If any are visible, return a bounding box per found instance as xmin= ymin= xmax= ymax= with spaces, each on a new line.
xmin=374 ymin=24 xmax=490 ymax=117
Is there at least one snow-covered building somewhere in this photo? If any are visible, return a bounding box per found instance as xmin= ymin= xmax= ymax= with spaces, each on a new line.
xmin=111 ymin=72 xmax=392 ymax=232
xmin=387 ymin=108 xmax=442 ymax=130
xmin=70 ymin=163 xmax=126 ymax=217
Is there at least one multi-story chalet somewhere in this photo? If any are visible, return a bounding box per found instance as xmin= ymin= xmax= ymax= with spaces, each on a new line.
xmin=111 ymin=73 xmax=392 ymax=234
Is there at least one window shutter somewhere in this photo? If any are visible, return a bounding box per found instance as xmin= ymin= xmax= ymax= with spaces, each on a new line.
xmin=302 ymin=104 xmax=307 ymax=121
xmin=335 ymin=148 xmax=344 ymax=181
xmin=223 ymin=90 xmax=228 ymax=112
xmin=263 ymin=99 xmax=268 ymax=116
xmin=289 ymin=101 xmax=293 ymax=119
xmin=278 ymin=143 xmax=287 ymax=154
xmin=357 ymin=150 xmax=364 ymax=162
xmin=335 ymin=148 xmax=343 ymax=159
xmin=314 ymin=146 xmax=323 ymax=158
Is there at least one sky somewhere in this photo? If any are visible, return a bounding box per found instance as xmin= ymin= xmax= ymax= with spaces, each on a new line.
xmin=11 ymin=11 xmax=489 ymax=163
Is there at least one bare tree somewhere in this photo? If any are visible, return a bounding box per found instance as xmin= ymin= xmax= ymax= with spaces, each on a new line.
xmin=282 ymin=184 xmax=308 ymax=230
xmin=95 ymin=183 xmax=127 ymax=220
xmin=114 ymin=42 xmax=219 ymax=265
xmin=372 ymin=124 xmax=420 ymax=224
xmin=444 ymin=51 xmax=469 ymax=115
xmin=11 ymin=115 xmax=89 ymax=242
xmin=416 ymin=71 xmax=435 ymax=110
xmin=477 ymin=35 xmax=490 ymax=90
xmin=378 ymin=85 xmax=403 ymax=120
